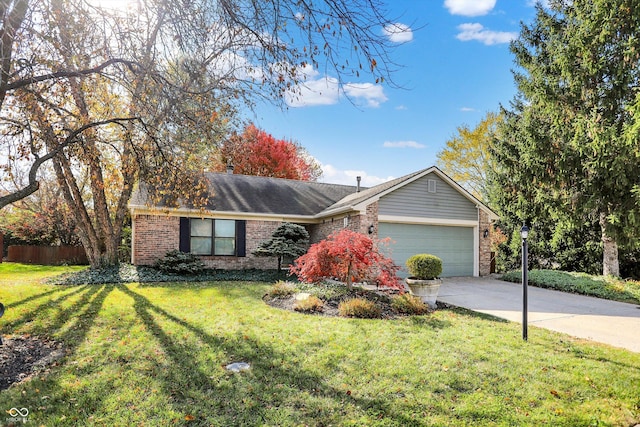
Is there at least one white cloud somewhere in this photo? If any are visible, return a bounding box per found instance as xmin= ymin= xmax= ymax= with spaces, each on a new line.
xmin=321 ymin=164 xmax=394 ymax=187
xmin=395 ymin=105 xmax=408 ymax=111
xmin=444 ymin=0 xmax=496 ymax=16
xmin=287 ymin=77 xmax=387 ymax=108
xmin=343 ymin=83 xmax=388 ymax=108
xmin=383 ymin=23 xmax=414 ymax=43
xmin=383 ymin=140 xmax=426 ymax=149
xmin=460 ymin=107 xmax=476 ymax=112
xmin=286 ymin=76 xmax=341 ymax=107
xmin=456 ymin=23 xmax=517 ymax=45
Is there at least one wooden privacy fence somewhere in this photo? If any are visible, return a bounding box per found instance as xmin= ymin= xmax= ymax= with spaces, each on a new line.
xmin=7 ymin=245 xmax=88 ymax=265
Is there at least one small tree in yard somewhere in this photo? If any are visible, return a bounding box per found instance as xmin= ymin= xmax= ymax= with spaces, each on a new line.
xmin=253 ymin=223 xmax=310 ymax=271
xmin=290 ymin=229 xmax=402 ymax=290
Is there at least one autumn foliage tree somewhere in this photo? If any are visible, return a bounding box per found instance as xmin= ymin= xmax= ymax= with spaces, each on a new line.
xmin=219 ymin=124 xmax=322 ymax=181
xmin=437 ymin=112 xmax=501 ymax=200
xmin=0 ymin=0 xmax=397 ymax=267
xmin=290 ymin=229 xmax=402 ymax=289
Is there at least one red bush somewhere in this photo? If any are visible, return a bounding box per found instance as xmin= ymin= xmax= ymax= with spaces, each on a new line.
xmin=289 ymin=229 xmax=402 ymax=290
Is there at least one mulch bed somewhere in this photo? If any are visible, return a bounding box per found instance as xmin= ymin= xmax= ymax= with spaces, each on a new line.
xmin=263 ymin=287 xmax=423 ymax=319
xmin=0 ymin=335 xmax=66 ymax=391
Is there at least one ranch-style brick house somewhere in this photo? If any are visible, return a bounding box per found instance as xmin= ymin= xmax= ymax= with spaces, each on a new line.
xmin=129 ymin=166 xmax=498 ymax=277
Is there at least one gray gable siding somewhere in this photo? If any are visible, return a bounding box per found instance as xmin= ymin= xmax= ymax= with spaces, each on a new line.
xmin=378 ymin=173 xmax=478 ymax=220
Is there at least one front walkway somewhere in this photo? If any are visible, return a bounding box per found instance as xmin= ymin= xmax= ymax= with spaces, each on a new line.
xmin=438 ymin=276 xmax=640 ymax=353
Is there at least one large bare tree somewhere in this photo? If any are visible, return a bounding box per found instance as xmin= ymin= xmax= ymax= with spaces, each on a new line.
xmin=0 ymin=0 xmax=398 ymax=266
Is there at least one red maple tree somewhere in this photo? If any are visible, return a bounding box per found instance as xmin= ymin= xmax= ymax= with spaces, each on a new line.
xmin=289 ymin=229 xmax=403 ymax=290
xmin=220 ymin=124 xmax=322 ymax=181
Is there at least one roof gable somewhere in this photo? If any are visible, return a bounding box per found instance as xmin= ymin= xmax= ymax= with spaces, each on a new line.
xmin=321 ymin=166 xmax=497 ymax=220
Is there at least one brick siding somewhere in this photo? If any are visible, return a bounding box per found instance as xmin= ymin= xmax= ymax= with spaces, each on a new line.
xmin=308 ymin=205 xmax=377 ymax=243
xmin=132 ymin=215 xmax=303 ymax=270
xmin=132 ymin=199 xmax=492 ymax=276
xmin=132 ymin=214 xmax=180 ymax=265
xmin=479 ymin=209 xmax=492 ymax=276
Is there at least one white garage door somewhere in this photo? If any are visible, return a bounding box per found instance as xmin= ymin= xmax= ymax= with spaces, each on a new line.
xmin=378 ymin=223 xmax=475 ymax=277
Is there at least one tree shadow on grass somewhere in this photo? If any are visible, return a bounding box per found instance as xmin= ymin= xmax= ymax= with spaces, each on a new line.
xmin=2 ymin=285 xmax=91 ymax=333
xmin=0 ymin=285 xmax=114 ymax=422
xmin=4 ymin=286 xmax=76 ymax=310
xmin=2 ymin=285 xmax=113 ymax=357
xmin=117 ymin=284 xmax=432 ymax=426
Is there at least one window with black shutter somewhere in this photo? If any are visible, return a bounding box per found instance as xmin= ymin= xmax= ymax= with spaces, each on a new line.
xmin=179 ymin=218 xmax=246 ymax=256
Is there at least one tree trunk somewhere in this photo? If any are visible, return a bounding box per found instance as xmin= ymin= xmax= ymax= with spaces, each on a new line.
xmin=346 ymin=262 xmax=353 ymax=289
xmin=600 ymin=212 xmax=620 ymax=277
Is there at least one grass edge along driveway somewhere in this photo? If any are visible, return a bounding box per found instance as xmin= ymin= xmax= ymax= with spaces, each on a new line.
xmin=0 ymin=266 xmax=639 ymax=426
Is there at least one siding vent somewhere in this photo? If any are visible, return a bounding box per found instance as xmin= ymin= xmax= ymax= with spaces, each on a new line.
xmin=428 ymin=179 xmax=437 ymax=193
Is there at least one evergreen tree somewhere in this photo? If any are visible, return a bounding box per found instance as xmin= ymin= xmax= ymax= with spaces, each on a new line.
xmin=253 ymin=223 xmax=310 ymax=271
xmin=490 ymin=0 xmax=640 ymax=276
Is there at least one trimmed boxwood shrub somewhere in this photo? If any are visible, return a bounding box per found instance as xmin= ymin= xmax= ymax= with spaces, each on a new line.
xmin=406 ymin=254 xmax=442 ymax=279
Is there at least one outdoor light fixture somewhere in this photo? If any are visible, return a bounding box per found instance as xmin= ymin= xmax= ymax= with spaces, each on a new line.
xmin=483 ymin=228 xmax=489 ymax=239
xmin=521 ymin=224 xmax=530 ymax=341
xmin=368 ymin=224 xmax=375 ymax=234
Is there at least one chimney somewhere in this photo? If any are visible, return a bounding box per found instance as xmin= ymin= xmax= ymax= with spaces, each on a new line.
xmin=356 ymin=176 xmax=361 ymax=192
xmin=226 ymin=164 xmax=234 ymax=174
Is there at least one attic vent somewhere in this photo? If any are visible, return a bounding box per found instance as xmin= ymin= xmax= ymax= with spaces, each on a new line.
xmin=428 ymin=179 xmax=437 ymax=193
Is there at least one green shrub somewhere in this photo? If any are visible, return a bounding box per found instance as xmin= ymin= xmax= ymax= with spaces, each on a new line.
xmin=406 ymin=254 xmax=442 ymax=279
xmin=338 ymin=298 xmax=381 ymax=319
xmin=153 ymin=250 xmax=205 ymax=274
xmin=391 ymin=293 xmax=429 ymax=315
xmin=268 ymin=281 xmax=298 ymax=298
xmin=294 ymin=295 xmax=324 ymax=313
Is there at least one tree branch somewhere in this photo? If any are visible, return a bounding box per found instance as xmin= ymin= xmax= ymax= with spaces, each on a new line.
xmin=0 ymin=117 xmax=140 ymax=210
xmin=6 ymin=58 xmax=140 ymax=91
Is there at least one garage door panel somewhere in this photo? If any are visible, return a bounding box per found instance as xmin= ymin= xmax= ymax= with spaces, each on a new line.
xmin=379 ymin=223 xmax=474 ymax=277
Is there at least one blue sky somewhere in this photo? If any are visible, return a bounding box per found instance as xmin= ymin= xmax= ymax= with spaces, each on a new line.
xmin=251 ymin=0 xmax=544 ymax=186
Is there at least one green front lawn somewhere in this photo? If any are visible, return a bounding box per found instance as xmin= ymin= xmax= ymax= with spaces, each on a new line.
xmin=502 ymin=269 xmax=640 ymax=305
xmin=0 ymin=264 xmax=639 ymax=426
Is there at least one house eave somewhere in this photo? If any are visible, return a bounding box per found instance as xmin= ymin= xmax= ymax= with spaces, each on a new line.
xmin=128 ymin=204 xmax=322 ymax=224
xmin=314 ymin=205 xmax=358 ymax=219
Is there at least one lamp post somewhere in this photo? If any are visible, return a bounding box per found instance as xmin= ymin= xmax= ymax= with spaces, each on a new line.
xmin=521 ymin=224 xmax=530 ymax=341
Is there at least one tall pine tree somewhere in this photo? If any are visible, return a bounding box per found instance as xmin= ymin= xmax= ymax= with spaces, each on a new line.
xmin=490 ymin=0 xmax=640 ymax=276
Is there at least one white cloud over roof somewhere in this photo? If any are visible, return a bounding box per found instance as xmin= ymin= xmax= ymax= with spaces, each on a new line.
xmin=456 ymin=23 xmax=517 ymax=45
xmin=444 ymin=0 xmax=496 ymax=16
xmin=383 ymin=23 xmax=414 ymax=43
xmin=383 ymin=140 xmax=426 ymax=149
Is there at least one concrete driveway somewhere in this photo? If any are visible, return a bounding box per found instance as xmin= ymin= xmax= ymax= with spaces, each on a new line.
xmin=438 ymin=276 xmax=640 ymax=353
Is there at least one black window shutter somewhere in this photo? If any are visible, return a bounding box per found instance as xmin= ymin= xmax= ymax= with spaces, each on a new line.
xmin=179 ymin=217 xmax=190 ymax=252
xmin=236 ymin=220 xmax=246 ymax=257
